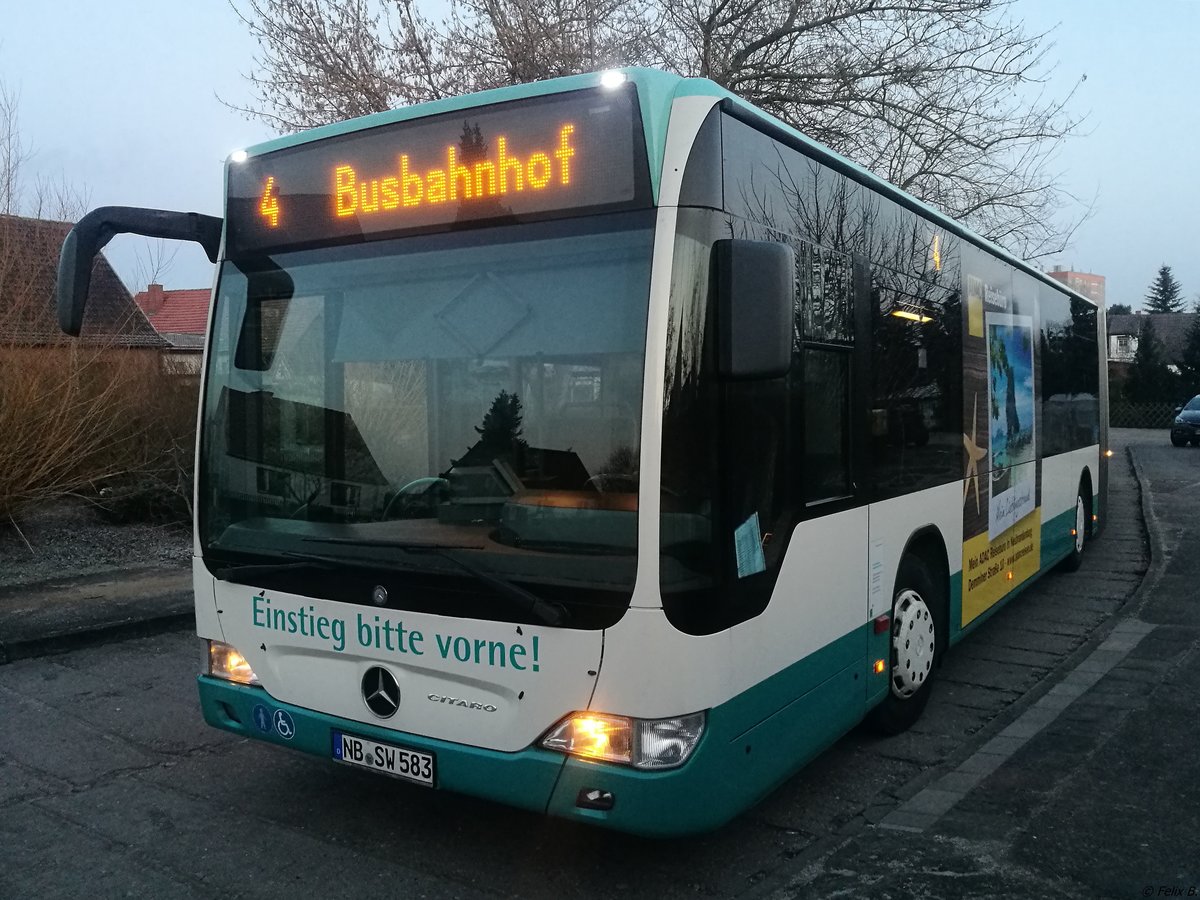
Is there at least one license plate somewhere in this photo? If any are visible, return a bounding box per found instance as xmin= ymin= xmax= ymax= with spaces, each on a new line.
xmin=332 ymin=731 xmax=435 ymax=786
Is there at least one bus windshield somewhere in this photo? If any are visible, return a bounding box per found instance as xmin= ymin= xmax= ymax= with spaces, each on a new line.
xmin=199 ymin=211 xmax=653 ymax=628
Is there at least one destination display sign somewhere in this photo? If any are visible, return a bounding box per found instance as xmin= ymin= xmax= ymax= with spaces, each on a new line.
xmin=226 ymin=84 xmax=650 ymax=255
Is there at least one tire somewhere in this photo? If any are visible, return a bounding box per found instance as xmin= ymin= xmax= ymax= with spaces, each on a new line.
xmin=1058 ymin=488 xmax=1089 ymax=572
xmin=1171 ymin=433 xmax=1188 ymax=447
xmin=1191 ymin=438 xmax=1200 ymax=447
xmin=867 ymin=554 xmax=943 ymax=735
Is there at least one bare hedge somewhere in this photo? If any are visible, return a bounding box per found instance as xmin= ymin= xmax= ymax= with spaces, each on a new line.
xmin=0 ymin=344 xmax=197 ymax=522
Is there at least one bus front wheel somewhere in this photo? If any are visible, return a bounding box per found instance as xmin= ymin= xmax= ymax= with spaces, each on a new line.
xmin=868 ymin=555 xmax=942 ymax=735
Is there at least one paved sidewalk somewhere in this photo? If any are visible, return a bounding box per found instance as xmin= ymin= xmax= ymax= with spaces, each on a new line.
xmin=0 ymin=566 xmax=192 ymax=664
xmin=754 ymin=430 xmax=1196 ymax=898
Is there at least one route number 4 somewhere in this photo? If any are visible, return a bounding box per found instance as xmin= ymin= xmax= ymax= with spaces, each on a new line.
xmin=260 ymin=176 xmax=280 ymax=228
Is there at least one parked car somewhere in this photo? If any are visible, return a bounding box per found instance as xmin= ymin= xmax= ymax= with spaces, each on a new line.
xmin=1169 ymin=395 xmax=1200 ymax=446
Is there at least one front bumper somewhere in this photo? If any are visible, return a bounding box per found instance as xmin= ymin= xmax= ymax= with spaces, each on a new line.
xmin=1170 ymin=423 xmax=1200 ymax=440
xmin=198 ymin=676 xmax=743 ymax=836
xmin=199 ymin=675 xmax=562 ymax=817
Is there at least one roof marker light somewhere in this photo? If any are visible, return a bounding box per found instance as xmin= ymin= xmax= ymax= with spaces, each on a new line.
xmin=230 ymin=149 xmax=249 ymax=163
xmin=599 ymin=70 xmax=627 ymax=89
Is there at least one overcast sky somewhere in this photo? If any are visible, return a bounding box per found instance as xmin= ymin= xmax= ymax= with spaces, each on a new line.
xmin=1 ymin=0 xmax=1196 ymax=308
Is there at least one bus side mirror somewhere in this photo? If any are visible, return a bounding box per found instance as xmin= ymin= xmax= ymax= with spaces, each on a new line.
xmin=57 ymin=206 xmax=223 ymax=336
xmin=714 ymin=239 xmax=794 ymax=380
xmin=57 ymin=227 xmax=92 ymax=337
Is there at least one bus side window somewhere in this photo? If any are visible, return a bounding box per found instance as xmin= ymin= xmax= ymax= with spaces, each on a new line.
xmin=802 ymin=348 xmax=851 ymax=501
xmin=870 ymin=269 xmax=962 ymax=497
xmin=791 ymin=239 xmax=854 ymax=504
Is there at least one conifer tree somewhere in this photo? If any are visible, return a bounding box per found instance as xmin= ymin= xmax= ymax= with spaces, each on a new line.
xmin=475 ymin=390 xmax=527 ymax=455
xmin=1127 ymin=317 xmax=1177 ymax=401
xmin=1180 ymin=314 xmax=1200 ymax=397
xmin=1144 ymin=264 xmax=1185 ymax=313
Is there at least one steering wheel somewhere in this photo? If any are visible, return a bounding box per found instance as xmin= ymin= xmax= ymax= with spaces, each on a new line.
xmin=382 ymin=477 xmax=449 ymax=519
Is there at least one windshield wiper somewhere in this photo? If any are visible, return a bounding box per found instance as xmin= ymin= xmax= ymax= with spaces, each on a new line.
xmin=213 ymin=558 xmax=335 ymax=585
xmin=302 ymin=538 xmax=483 ymax=550
xmin=300 ymin=537 xmax=569 ymax=626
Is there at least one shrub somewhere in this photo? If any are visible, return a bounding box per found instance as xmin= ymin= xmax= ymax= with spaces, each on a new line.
xmin=0 ymin=345 xmax=197 ymax=523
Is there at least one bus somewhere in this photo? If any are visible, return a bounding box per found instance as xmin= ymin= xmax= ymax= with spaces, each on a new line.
xmin=56 ymin=67 xmax=1106 ymax=837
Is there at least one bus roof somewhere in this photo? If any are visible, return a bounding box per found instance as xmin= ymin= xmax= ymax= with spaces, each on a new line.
xmin=236 ymin=67 xmax=1094 ymax=311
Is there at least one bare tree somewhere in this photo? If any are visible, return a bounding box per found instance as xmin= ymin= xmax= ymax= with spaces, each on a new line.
xmin=131 ymin=238 xmax=180 ymax=292
xmin=0 ymin=82 xmax=29 ymax=215
xmin=1 ymin=81 xmax=91 ymax=222
xmin=228 ymin=0 xmax=1085 ymax=258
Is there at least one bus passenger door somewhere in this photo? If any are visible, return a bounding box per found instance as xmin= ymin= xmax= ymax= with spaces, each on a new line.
xmin=785 ymin=246 xmax=873 ymax=704
xmin=726 ymin=246 xmax=873 ymax=722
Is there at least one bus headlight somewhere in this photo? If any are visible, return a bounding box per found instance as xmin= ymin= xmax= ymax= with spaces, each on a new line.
xmin=541 ymin=711 xmax=705 ymax=769
xmin=207 ymin=640 xmax=259 ymax=685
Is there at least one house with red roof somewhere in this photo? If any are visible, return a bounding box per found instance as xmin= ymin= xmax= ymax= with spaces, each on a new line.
xmin=132 ymin=283 xmax=211 ymax=374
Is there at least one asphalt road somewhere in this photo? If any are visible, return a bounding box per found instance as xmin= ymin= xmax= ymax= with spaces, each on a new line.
xmin=3 ymin=429 xmax=1191 ymax=899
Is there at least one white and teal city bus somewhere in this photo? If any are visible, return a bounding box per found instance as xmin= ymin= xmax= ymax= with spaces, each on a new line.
xmin=57 ymin=68 xmax=1106 ymax=836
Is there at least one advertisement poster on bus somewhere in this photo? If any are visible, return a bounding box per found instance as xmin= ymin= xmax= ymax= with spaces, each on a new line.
xmin=985 ymin=313 xmax=1036 ymax=538
xmin=961 ymin=274 xmax=1041 ymax=625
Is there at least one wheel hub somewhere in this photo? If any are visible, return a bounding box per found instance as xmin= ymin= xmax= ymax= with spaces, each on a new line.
xmin=891 ymin=590 xmax=935 ymax=698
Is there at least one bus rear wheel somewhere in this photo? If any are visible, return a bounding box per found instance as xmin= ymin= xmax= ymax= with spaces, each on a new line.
xmin=1058 ymin=489 xmax=1089 ymax=572
xmin=868 ymin=555 xmax=942 ymax=735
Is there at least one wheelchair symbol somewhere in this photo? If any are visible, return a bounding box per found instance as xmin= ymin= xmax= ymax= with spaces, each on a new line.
xmin=272 ymin=709 xmax=296 ymax=740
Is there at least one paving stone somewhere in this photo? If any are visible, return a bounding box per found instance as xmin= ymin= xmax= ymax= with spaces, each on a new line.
xmin=973 ymin=627 xmax=1087 ymax=655
xmin=933 ymin=680 xmax=1023 ymax=714
xmin=1062 ymin=667 xmax=1104 ymax=689
xmin=1017 ymin=608 xmax=1107 ymax=630
xmin=974 ymin=734 xmax=1030 ymax=761
xmin=940 ymin=658 xmax=1049 ymax=693
xmin=877 ymin=810 xmax=939 ymax=832
xmin=954 ymin=751 xmax=1008 ymax=777
xmin=897 ymin=788 xmax=961 ymax=817
xmin=909 ymin=700 xmax=994 ymax=739
xmin=1002 ymin=704 xmax=1060 ymax=733
xmin=1076 ymin=649 xmax=1132 ymax=673
xmin=934 ymin=769 xmax=987 ymax=795
xmin=1044 ymin=679 xmax=1088 ymax=701
xmin=863 ymin=730 xmax=960 ymax=768
xmin=955 ymin=643 xmax=1064 ymax=670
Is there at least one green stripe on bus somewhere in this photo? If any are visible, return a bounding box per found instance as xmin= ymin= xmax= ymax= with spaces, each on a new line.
xmin=197 ymin=676 xmax=565 ymax=815
xmin=549 ymin=623 xmax=870 ymax=836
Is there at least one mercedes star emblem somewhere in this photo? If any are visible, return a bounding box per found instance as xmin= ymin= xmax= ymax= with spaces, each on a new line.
xmin=362 ymin=666 xmax=400 ymax=719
